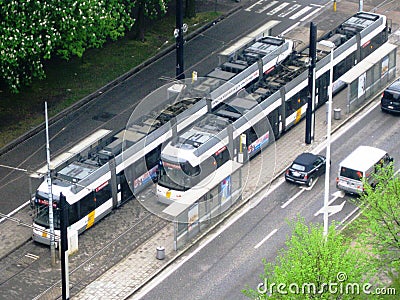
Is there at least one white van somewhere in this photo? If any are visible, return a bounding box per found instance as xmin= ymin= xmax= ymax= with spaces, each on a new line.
xmin=336 ymin=146 xmax=393 ymax=194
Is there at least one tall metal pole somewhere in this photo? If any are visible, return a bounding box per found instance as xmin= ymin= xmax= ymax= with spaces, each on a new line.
xmin=323 ymin=50 xmax=334 ymax=237
xmin=305 ymin=22 xmax=317 ymax=144
xmin=60 ymin=193 xmax=70 ymax=300
xmin=359 ymin=0 xmax=363 ymax=12
xmin=45 ymin=102 xmax=56 ymax=265
xmin=176 ymin=0 xmax=185 ymax=79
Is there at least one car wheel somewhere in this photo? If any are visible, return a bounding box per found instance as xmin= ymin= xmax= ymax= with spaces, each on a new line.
xmin=307 ymin=177 xmax=314 ymax=187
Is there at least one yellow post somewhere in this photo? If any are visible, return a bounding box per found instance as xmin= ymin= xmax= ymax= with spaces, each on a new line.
xmin=333 ymin=0 xmax=337 ymax=12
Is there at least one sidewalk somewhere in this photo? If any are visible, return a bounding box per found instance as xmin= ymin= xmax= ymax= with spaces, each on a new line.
xmin=75 ymin=8 xmax=400 ymax=300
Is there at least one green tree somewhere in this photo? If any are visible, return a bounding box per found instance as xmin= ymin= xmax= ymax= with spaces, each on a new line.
xmin=0 ymin=0 xmax=60 ymax=92
xmin=132 ymin=0 xmax=169 ymax=41
xmin=185 ymin=0 xmax=196 ymax=18
xmin=357 ymin=163 xmax=400 ymax=270
xmin=243 ymin=219 xmax=375 ymax=299
xmin=55 ymin=0 xmax=134 ymax=60
xmin=0 ymin=0 xmax=134 ymax=92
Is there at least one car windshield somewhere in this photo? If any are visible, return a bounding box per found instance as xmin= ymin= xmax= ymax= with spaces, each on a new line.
xmin=158 ymin=161 xmax=190 ymax=191
xmin=34 ymin=204 xmax=61 ymax=229
xmin=291 ymin=163 xmax=306 ymax=172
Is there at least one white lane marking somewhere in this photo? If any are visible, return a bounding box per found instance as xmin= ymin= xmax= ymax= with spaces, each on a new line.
xmin=281 ymin=177 xmax=318 ymax=208
xmin=254 ymin=228 xmax=278 ymax=249
xmin=290 ymin=6 xmax=313 ymax=20
xmin=336 ymin=206 xmax=360 ymax=229
xmin=281 ymin=188 xmax=306 ymax=208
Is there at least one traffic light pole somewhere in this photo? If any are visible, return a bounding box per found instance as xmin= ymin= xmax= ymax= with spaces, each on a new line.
xmin=60 ymin=192 xmax=70 ymax=300
xmin=305 ymin=22 xmax=317 ymax=144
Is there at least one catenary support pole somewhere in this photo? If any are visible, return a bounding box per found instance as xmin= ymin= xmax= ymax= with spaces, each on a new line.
xmin=176 ymin=0 xmax=185 ymax=79
xmin=45 ymin=102 xmax=56 ymax=266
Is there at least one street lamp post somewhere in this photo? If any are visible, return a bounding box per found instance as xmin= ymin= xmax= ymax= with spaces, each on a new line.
xmin=323 ymin=49 xmax=334 ymax=237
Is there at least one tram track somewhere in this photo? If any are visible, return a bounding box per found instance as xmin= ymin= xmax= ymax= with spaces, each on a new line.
xmin=0 ymin=240 xmax=43 ymax=287
xmin=0 ymin=197 xmax=168 ymax=300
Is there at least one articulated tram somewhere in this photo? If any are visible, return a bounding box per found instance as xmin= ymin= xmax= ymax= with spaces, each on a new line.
xmin=31 ymin=12 xmax=388 ymax=244
xmin=156 ymin=11 xmax=389 ymax=202
xmin=31 ymin=28 xmax=293 ymax=245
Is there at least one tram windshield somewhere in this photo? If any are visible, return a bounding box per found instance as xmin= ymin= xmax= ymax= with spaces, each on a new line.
xmin=158 ymin=159 xmax=200 ymax=191
xmin=33 ymin=192 xmax=61 ymax=229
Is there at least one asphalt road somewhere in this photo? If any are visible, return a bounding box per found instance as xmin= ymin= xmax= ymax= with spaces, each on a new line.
xmin=135 ymin=100 xmax=400 ymax=300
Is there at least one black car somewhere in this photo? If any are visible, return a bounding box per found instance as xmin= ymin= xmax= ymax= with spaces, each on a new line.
xmin=285 ymin=153 xmax=326 ymax=187
xmin=381 ymin=78 xmax=400 ymax=113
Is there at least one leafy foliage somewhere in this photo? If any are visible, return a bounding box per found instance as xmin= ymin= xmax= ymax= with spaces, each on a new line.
xmin=0 ymin=0 xmax=135 ymax=92
xmin=357 ymin=163 xmax=400 ymax=270
xmin=243 ymin=219 xmax=374 ymax=299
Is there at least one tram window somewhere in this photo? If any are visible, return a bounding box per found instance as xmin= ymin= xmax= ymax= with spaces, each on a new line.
xmin=334 ymin=54 xmax=354 ymax=81
xmin=181 ymin=162 xmax=200 ymax=176
xmin=80 ymin=192 xmax=96 ymax=216
xmin=68 ymin=202 xmax=80 ymax=224
xmin=285 ymin=91 xmax=307 ymax=116
xmin=214 ymin=148 xmax=230 ymax=168
xmin=145 ymin=146 xmax=161 ymax=169
xmin=247 ymin=127 xmax=258 ymax=145
xmin=134 ymin=160 xmax=146 ymax=177
xmin=95 ymin=182 xmax=112 ymax=206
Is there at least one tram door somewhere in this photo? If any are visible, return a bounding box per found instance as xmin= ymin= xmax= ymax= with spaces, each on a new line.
xmin=267 ymin=108 xmax=280 ymax=139
xmin=316 ymin=72 xmax=329 ymax=108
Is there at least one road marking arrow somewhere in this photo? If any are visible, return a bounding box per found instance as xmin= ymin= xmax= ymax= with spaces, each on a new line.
xmin=314 ymin=190 xmax=345 ymax=216
xmin=315 ymin=201 xmax=346 ymax=217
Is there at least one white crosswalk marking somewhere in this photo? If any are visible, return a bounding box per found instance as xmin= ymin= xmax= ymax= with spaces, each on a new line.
xmin=245 ymin=1 xmax=321 ymax=22
xmin=278 ymin=4 xmax=301 ymax=18
xmin=245 ymin=0 xmax=266 ymax=12
xmin=266 ymin=2 xmax=290 ymax=16
xmin=290 ymin=6 xmax=313 ymax=20
xmin=256 ymin=1 xmax=278 ymax=14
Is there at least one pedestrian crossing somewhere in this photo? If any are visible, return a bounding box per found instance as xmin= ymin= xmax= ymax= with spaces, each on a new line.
xmin=245 ymin=0 xmax=324 ymax=22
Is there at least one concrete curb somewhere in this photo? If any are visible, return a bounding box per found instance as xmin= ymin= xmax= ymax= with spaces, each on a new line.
xmin=0 ymin=5 xmax=243 ymax=157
